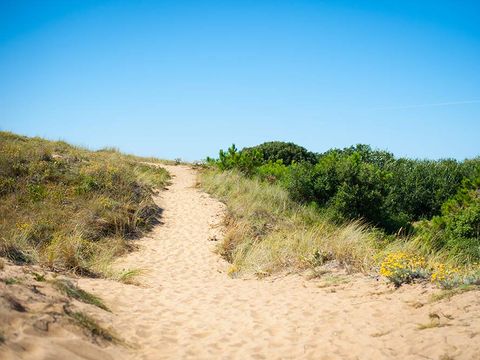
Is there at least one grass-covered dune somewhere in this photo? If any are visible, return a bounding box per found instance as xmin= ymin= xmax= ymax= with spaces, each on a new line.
xmin=0 ymin=131 xmax=169 ymax=277
xmin=202 ymin=142 xmax=480 ymax=288
xmin=201 ymin=170 xmax=380 ymax=276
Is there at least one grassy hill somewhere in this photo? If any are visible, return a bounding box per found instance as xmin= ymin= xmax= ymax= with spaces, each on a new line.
xmin=0 ymin=132 xmax=169 ymax=278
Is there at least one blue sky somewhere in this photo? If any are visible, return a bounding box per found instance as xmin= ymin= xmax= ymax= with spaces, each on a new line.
xmin=0 ymin=0 xmax=479 ymax=161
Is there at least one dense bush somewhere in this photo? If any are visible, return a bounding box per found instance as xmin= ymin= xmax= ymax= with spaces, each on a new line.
xmin=211 ymin=142 xmax=479 ymax=240
xmin=212 ymin=144 xmax=262 ymax=176
xmin=242 ymin=141 xmax=317 ymax=165
xmin=321 ymin=144 xmax=395 ymax=168
xmin=255 ymin=161 xmax=290 ymax=183
xmin=417 ymin=176 xmax=480 ymax=262
xmin=283 ymin=151 xmax=394 ymax=229
xmin=384 ymin=159 xmax=467 ymax=222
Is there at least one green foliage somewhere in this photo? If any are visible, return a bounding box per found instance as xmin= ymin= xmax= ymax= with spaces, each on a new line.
xmin=328 ymin=154 xmax=391 ymax=227
xmin=217 ymin=144 xmax=262 ymax=175
xmin=417 ymin=176 xmax=480 ymax=262
xmin=281 ymin=147 xmax=471 ymax=233
xmin=283 ymin=151 xmax=393 ymax=229
xmin=384 ymin=159 xmax=466 ymax=222
xmin=322 ymin=144 xmax=394 ymax=168
xmin=243 ymin=141 xmax=317 ymax=165
xmin=255 ymin=160 xmax=290 ymax=183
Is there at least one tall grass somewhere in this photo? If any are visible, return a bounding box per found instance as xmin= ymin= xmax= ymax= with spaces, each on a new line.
xmin=200 ymin=169 xmax=382 ymax=276
xmin=0 ymin=131 xmax=169 ymax=276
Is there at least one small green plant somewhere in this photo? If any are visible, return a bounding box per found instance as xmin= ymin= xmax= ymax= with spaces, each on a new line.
xmin=371 ymin=330 xmax=391 ymax=337
xmin=32 ymin=272 xmax=46 ymax=282
xmin=317 ymin=274 xmax=350 ymax=288
xmin=4 ymin=277 xmax=20 ymax=285
xmin=27 ymin=184 xmax=47 ymax=202
xmin=116 ymin=268 xmax=144 ymax=284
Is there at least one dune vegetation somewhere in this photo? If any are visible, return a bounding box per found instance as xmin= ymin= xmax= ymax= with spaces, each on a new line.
xmin=202 ymin=142 xmax=480 ymax=287
xmin=0 ymin=131 xmax=169 ymax=278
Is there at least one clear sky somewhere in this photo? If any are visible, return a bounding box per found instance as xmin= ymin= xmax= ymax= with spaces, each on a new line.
xmin=1 ymin=0 xmax=479 ymax=161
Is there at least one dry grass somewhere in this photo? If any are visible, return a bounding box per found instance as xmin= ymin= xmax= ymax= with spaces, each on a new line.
xmin=51 ymin=279 xmax=110 ymax=311
xmin=65 ymin=308 xmax=121 ymax=343
xmin=429 ymin=285 xmax=479 ymax=303
xmin=0 ymin=131 xmax=169 ymax=277
xmin=200 ymin=169 xmax=383 ymax=277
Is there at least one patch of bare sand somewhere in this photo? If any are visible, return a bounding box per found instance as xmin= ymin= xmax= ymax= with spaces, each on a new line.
xmin=0 ymin=263 xmax=126 ymax=360
xmin=2 ymin=165 xmax=479 ymax=359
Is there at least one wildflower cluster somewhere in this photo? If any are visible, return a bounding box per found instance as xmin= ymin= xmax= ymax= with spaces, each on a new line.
xmin=431 ymin=262 xmax=480 ymax=289
xmin=430 ymin=263 xmax=460 ymax=283
xmin=227 ymin=265 xmax=238 ymax=277
xmin=380 ymin=252 xmax=428 ymax=287
xmin=15 ymin=222 xmax=31 ymax=231
xmin=380 ymin=251 xmax=480 ymax=288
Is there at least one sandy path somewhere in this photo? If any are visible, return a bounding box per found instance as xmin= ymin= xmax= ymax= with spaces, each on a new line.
xmin=77 ymin=165 xmax=480 ymax=360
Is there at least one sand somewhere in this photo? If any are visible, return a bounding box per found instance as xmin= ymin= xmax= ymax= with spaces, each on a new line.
xmin=2 ymin=164 xmax=480 ymax=359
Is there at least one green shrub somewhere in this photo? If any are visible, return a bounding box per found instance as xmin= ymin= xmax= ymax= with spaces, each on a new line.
xmin=384 ymin=159 xmax=466 ymax=222
xmin=210 ymin=142 xmax=479 ymax=239
xmin=283 ymin=151 xmax=393 ymax=229
xmin=417 ymin=176 xmax=480 ymax=262
xmin=321 ymin=144 xmax=394 ymax=168
xmin=215 ymin=144 xmax=262 ymax=175
xmin=243 ymin=141 xmax=317 ymax=165
xmin=328 ymin=154 xmax=390 ymax=227
xmin=255 ymin=160 xmax=290 ymax=183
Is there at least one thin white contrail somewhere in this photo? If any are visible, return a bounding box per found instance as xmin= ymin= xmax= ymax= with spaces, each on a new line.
xmin=371 ymin=99 xmax=480 ymax=110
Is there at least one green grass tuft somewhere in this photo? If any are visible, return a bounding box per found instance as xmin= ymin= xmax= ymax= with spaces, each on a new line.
xmin=115 ymin=268 xmax=144 ymax=284
xmin=52 ymin=279 xmax=110 ymax=311
xmin=65 ymin=308 xmax=120 ymax=343
xmin=4 ymin=277 xmax=20 ymax=285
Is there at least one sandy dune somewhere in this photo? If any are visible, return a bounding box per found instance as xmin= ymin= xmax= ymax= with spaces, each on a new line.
xmin=3 ymin=165 xmax=480 ymax=359
xmin=80 ymin=165 xmax=480 ymax=360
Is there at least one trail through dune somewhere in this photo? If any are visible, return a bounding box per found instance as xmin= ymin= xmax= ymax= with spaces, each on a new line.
xmin=72 ymin=165 xmax=479 ymax=360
